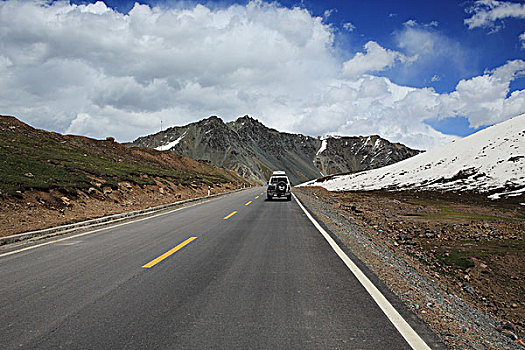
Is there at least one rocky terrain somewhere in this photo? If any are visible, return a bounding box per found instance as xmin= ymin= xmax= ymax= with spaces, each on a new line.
xmin=296 ymin=187 xmax=525 ymax=350
xmin=132 ymin=115 xmax=421 ymax=184
xmin=0 ymin=115 xmax=248 ymax=236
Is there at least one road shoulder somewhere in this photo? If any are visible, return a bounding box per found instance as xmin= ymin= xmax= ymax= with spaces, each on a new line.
xmin=294 ymin=187 xmax=522 ymax=350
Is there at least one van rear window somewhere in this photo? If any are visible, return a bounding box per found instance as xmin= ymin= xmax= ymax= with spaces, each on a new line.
xmin=270 ymin=177 xmax=288 ymax=184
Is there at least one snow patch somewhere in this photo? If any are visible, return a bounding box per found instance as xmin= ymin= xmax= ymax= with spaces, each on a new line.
xmin=155 ymin=131 xmax=187 ymax=151
xmin=300 ymin=113 xmax=525 ymax=200
xmin=316 ymin=137 xmax=328 ymax=156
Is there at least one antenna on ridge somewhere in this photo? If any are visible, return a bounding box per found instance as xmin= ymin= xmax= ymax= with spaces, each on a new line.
xmin=161 ymin=120 xmax=163 ymax=132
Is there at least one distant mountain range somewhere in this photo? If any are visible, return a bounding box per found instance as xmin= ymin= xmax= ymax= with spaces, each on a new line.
xmin=301 ymin=113 xmax=525 ymax=200
xmin=132 ymin=115 xmax=421 ymax=184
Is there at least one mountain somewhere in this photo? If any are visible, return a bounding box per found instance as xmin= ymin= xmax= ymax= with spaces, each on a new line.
xmin=132 ymin=115 xmax=421 ymax=184
xmin=301 ymin=113 xmax=525 ymax=200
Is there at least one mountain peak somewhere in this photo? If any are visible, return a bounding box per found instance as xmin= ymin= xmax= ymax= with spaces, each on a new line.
xmin=235 ymin=115 xmax=257 ymax=122
xmin=228 ymin=115 xmax=280 ymax=135
xmin=198 ymin=115 xmax=224 ymax=125
xmin=133 ymin=115 xmax=420 ymax=184
xmin=231 ymin=115 xmax=265 ymax=127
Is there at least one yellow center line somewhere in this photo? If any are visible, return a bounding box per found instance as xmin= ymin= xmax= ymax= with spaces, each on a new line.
xmin=142 ymin=236 xmax=197 ymax=269
xmin=255 ymin=196 xmax=260 ymax=199
xmin=223 ymin=211 xmax=237 ymax=220
xmin=245 ymin=201 xmax=252 ymax=206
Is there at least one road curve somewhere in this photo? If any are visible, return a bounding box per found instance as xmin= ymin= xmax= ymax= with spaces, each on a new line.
xmin=0 ymin=187 xmax=443 ymax=349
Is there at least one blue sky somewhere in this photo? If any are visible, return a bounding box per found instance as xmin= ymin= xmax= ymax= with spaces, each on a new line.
xmin=1 ymin=0 xmax=524 ymax=149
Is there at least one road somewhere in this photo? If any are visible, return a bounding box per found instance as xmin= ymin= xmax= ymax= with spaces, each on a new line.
xmin=0 ymin=187 xmax=442 ymax=349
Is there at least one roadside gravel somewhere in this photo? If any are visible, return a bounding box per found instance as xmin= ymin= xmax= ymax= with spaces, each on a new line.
xmin=295 ymin=187 xmax=524 ymax=350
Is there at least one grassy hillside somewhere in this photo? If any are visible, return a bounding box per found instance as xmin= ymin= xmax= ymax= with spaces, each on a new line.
xmin=0 ymin=115 xmax=246 ymax=197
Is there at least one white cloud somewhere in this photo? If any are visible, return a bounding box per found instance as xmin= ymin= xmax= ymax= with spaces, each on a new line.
xmin=342 ymin=41 xmax=412 ymax=78
xmin=394 ymin=23 xmax=470 ymax=81
xmin=342 ymin=22 xmax=355 ymax=32
xmin=403 ymin=19 xmax=438 ymax=28
xmin=465 ymin=0 xmax=525 ymax=31
xmin=520 ymin=32 xmax=525 ymax=48
xmin=323 ymin=9 xmax=336 ymax=19
xmin=439 ymin=60 xmax=525 ymax=127
xmin=0 ymin=0 xmax=524 ymax=151
xmin=403 ymin=19 xmax=418 ymax=27
xmin=396 ymin=24 xmax=462 ymax=58
xmin=0 ymin=0 xmax=336 ymax=136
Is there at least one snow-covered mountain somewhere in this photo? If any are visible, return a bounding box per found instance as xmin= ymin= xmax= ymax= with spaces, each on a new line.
xmin=300 ymin=113 xmax=525 ymax=200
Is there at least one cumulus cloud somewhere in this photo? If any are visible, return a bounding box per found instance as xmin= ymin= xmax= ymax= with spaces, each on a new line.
xmin=465 ymin=0 xmax=525 ymax=31
xmin=520 ymin=32 xmax=525 ymax=48
xmin=439 ymin=59 xmax=525 ymax=127
xmin=0 ymin=1 xmax=335 ymax=135
xmin=342 ymin=41 xmax=412 ymax=78
xmin=0 ymin=0 xmax=524 ymax=151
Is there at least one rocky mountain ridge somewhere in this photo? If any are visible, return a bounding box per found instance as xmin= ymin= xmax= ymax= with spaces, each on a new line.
xmin=132 ymin=115 xmax=421 ymax=184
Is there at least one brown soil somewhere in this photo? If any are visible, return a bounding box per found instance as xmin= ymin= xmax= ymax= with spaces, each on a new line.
xmin=295 ymin=187 xmax=525 ymax=349
xmin=0 ymin=181 xmax=242 ymax=237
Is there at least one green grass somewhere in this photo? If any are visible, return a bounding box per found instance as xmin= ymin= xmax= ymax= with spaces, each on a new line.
xmin=436 ymin=252 xmax=475 ymax=270
xmin=0 ymin=119 xmax=240 ymax=196
xmin=416 ymin=207 xmax=521 ymax=222
xmin=0 ymin=149 xmax=90 ymax=194
xmin=428 ymin=239 xmax=524 ymax=270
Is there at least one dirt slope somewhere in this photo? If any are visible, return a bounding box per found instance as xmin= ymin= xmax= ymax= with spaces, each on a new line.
xmin=0 ymin=115 xmax=249 ymax=236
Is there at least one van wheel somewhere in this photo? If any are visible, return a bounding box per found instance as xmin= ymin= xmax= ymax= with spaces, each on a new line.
xmin=287 ymin=195 xmax=292 ymax=201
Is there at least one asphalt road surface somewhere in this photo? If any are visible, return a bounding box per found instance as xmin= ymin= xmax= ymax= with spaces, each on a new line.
xmin=0 ymin=187 xmax=442 ymax=349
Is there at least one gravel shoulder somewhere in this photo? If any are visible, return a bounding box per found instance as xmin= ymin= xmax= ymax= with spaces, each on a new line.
xmin=295 ymin=187 xmax=524 ymax=350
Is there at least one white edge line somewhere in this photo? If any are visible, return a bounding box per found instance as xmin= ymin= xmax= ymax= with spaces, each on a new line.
xmin=0 ymin=199 xmax=208 ymax=258
xmin=292 ymin=193 xmax=431 ymax=350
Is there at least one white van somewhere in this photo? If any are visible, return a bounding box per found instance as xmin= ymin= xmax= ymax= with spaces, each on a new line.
xmin=267 ymin=171 xmax=291 ymax=201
